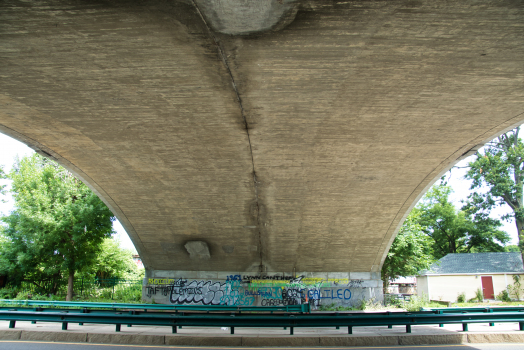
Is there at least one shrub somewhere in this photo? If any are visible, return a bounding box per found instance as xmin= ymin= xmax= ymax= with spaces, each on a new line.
xmin=474 ymin=288 xmax=484 ymax=302
xmin=457 ymin=292 xmax=466 ymax=303
xmin=358 ymin=297 xmax=383 ymax=311
xmin=0 ymin=286 xmax=19 ymax=299
xmin=403 ymin=294 xmax=429 ymax=312
xmin=509 ymin=275 xmax=523 ymax=300
xmin=496 ymin=289 xmax=511 ymax=302
xmin=384 ymin=294 xmax=404 ymax=307
xmin=319 ymin=303 xmax=336 ymax=311
xmin=14 ymin=291 xmax=33 ymax=301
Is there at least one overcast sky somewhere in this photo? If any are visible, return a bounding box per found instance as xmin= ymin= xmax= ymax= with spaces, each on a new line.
xmin=0 ymin=133 xmax=519 ymax=251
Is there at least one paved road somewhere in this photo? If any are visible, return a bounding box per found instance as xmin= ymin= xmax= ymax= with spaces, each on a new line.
xmin=2 ymin=341 xmax=524 ymax=350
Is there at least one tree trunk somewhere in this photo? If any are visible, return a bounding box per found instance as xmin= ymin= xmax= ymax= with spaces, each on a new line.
xmin=516 ymin=217 xmax=524 ymax=268
xmin=66 ymin=270 xmax=74 ymax=301
xmin=382 ymin=274 xmax=390 ymax=294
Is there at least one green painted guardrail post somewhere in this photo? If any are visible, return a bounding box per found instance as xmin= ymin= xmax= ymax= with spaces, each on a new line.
xmin=489 ymin=308 xmax=494 ymax=326
xmin=520 ymin=322 xmax=524 ymax=331
xmin=116 ymin=324 xmax=121 ymax=332
xmin=9 ymin=320 xmax=15 ymax=328
xmin=230 ymin=327 xmax=234 ymax=335
xmin=406 ymin=325 xmax=411 ymax=333
xmin=62 ymin=322 xmax=68 ymax=330
xmin=348 ymin=326 xmax=352 ymax=334
xmin=172 ymin=325 xmax=177 ymax=333
xmin=290 ymin=326 xmax=294 ymax=335
xmin=439 ymin=310 xmax=443 ymax=327
xmin=462 ymin=323 xmax=468 ymax=332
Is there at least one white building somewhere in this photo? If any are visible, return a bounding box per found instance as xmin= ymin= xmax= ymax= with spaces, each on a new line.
xmin=417 ymin=252 xmax=524 ymax=302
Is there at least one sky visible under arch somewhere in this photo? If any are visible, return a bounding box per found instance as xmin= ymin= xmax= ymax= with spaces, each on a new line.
xmin=0 ymin=133 xmax=137 ymax=252
xmin=0 ymin=132 xmax=519 ymax=251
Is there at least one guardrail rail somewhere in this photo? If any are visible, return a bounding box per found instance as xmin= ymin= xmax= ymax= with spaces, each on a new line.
xmin=0 ymin=299 xmax=310 ymax=313
xmin=1 ymin=301 xmax=524 ymax=335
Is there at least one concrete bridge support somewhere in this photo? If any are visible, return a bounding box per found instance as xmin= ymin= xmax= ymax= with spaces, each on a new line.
xmin=1 ymin=0 xmax=523 ymax=306
xmin=144 ymin=270 xmax=382 ymax=308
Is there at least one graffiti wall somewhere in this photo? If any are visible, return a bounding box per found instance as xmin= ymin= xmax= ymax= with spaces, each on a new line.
xmin=143 ymin=273 xmax=382 ymax=307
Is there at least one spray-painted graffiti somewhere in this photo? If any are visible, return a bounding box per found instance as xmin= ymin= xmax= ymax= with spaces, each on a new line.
xmin=144 ymin=275 xmax=368 ymax=307
xmin=146 ymin=285 xmax=175 ymax=297
xmin=243 ymin=275 xmax=294 ymax=282
xmin=349 ymin=279 xmax=363 ymax=288
xmin=245 ymin=287 xmax=282 ymax=299
xmin=261 ymin=299 xmax=287 ymax=306
xmin=322 ymin=288 xmax=352 ymax=300
xmin=148 ymin=278 xmax=175 ymax=285
xmin=167 ymin=278 xmax=255 ymax=306
xmin=226 ymin=275 xmax=241 ymax=282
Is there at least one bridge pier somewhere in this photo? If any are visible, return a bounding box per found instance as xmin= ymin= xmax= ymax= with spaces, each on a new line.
xmin=142 ymin=270 xmax=383 ymax=308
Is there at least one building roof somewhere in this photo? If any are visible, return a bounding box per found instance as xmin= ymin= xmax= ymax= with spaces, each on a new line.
xmin=420 ymin=253 xmax=524 ymax=275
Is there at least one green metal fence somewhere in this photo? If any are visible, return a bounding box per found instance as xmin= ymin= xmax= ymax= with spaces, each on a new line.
xmin=1 ymin=305 xmax=524 ymax=335
xmin=14 ymin=278 xmax=142 ymax=301
xmin=0 ymin=300 xmax=310 ymax=313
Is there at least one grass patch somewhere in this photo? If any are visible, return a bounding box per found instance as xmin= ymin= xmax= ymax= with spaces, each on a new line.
xmin=452 ymin=301 xmax=524 ymax=307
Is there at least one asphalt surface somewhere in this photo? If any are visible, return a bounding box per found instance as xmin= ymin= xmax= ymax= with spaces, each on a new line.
xmin=2 ymin=341 xmax=524 ymax=350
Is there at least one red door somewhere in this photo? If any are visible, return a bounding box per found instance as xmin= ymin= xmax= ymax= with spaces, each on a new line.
xmin=481 ymin=276 xmax=494 ymax=299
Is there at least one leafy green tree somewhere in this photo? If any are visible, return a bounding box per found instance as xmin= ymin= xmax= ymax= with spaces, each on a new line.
xmin=0 ymin=154 xmax=114 ymax=300
xmin=505 ymin=245 xmax=521 ymax=252
xmin=0 ymin=165 xmax=6 ymax=196
xmin=465 ymin=127 xmax=524 ymax=263
xmin=416 ymin=183 xmax=509 ymax=259
xmin=82 ymin=237 xmax=139 ymax=281
xmin=381 ymin=211 xmax=435 ymax=291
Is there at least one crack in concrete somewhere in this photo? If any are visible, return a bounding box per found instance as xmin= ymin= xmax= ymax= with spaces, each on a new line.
xmin=191 ymin=1 xmax=264 ymax=272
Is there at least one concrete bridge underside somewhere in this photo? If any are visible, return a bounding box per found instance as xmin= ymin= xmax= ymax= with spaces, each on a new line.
xmin=1 ymin=0 xmax=523 ymax=284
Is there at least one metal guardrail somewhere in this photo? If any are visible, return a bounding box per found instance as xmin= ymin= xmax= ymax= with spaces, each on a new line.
xmin=1 ymin=306 xmax=524 ymax=335
xmin=423 ymin=306 xmax=524 ymax=313
xmin=0 ymin=299 xmax=310 ymax=313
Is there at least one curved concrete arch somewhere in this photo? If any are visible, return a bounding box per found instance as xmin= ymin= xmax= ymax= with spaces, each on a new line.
xmin=1 ymin=0 xmax=523 ymax=287
xmin=0 ymin=116 xmax=151 ymax=268
xmin=376 ymin=113 xmax=524 ymax=270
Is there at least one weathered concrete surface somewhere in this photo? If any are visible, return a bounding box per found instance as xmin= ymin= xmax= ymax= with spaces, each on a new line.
xmin=20 ymin=330 xmax=87 ymax=343
xmin=184 ymin=241 xmax=211 ymax=260
xmin=143 ymin=271 xmax=382 ymax=307
xmin=193 ymin=0 xmax=300 ymax=35
xmin=165 ymin=335 xmax=243 ymax=346
xmin=0 ymin=330 xmax=21 ymax=340
xmin=319 ymin=335 xmax=399 ymax=347
xmin=468 ymin=333 xmax=524 ymax=343
xmin=86 ymin=333 xmax=164 ymax=345
xmin=398 ymin=334 xmax=467 ymax=345
xmin=1 ymin=0 xmax=523 ymax=278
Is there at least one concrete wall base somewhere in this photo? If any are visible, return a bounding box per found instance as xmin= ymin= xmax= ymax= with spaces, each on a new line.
xmin=2 ymin=330 xmax=524 ymax=347
xmin=143 ymin=270 xmax=383 ymax=308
